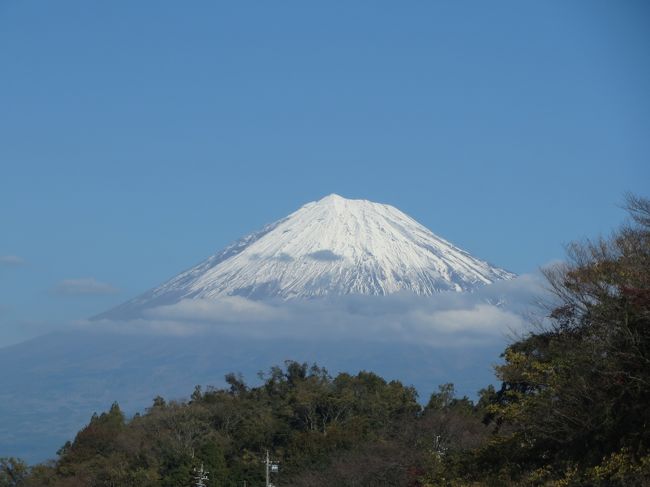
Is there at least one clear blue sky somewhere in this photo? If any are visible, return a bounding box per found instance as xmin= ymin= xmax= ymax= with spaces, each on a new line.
xmin=1 ymin=1 xmax=648 ymax=345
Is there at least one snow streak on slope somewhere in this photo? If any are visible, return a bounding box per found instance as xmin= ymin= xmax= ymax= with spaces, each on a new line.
xmin=100 ymin=194 xmax=514 ymax=319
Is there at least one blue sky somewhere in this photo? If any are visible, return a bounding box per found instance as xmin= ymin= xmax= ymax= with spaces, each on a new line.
xmin=1 ymin=1 xmax=649 ymax=346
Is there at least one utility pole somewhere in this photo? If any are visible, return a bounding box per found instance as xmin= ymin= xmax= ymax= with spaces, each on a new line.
xmin=264 ymin=449 xmax=279 ymax=487
xmin=193 ymin=463 xmax=209 ymax=487
xmin=433 ymin=434 xmax=447 ymax=458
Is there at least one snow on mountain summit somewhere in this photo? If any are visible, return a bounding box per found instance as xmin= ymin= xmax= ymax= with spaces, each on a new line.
xmin=99 ymin=194 xmax=515 ymax=319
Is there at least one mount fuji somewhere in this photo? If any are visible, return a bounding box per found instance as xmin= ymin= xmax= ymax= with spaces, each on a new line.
xmin=100 ymin=194 xmax=514 ymax=320
xmin=1 ymin=194 xmax=528 ymax=463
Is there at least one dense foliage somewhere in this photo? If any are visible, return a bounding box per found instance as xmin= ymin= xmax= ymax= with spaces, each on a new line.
xmin=3 ymin=195 xmax=648 ymax=486
xmin=3 ymin=365 xmax=487 ymax=486
xmin=466 ymin=194 xmax=650 ymax=486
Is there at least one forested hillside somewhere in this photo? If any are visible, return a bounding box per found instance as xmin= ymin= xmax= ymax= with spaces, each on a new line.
xmin=4 ymin=364 xmax=489 ymax=486
xmin=2 ymin=195 xmax=649 ymax=486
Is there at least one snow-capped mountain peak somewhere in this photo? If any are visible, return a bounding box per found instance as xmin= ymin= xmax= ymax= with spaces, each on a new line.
xmin=99 ymin=194 xmax=514 ymax=319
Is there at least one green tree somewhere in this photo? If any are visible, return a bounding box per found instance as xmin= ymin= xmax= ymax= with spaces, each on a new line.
xmin=0 ymin=458 xmax=28 ymax=487
xmin=60 ymin=402 xmax=126 ymax=466
xmin=483 ymin=194 xmax=650 ymax=484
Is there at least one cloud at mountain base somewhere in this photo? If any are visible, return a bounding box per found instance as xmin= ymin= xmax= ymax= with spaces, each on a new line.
xmin=84 ymin=274 xmax=549 ymax=348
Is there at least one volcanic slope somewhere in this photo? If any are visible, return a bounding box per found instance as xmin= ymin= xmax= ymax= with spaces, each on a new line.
xmin=100 ymin=194 xmax=514 ymax=319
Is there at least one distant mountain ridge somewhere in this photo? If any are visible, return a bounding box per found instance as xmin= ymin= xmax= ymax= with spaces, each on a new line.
xmin=98 ymin=194 xmax=514 ymax=320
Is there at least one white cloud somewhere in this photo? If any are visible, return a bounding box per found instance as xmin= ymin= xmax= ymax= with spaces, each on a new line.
xmin=54 ymin=278 xmax=119 ymax=296
xmin=84 ymin=274 xmax=549 ymax=348
xmin=146 ymin=295 xmax=289 ymax=322
xmin=0 ymin=255 xmax=26 ymax=266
